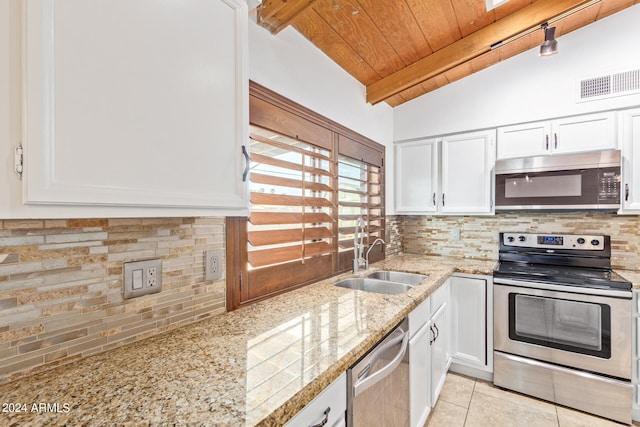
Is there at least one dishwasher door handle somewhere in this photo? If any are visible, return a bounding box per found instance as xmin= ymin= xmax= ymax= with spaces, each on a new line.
xmin=353 ymin=328 xmax=409 ymax=397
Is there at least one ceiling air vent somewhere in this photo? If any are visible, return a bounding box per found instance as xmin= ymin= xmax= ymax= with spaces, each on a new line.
xmin=577 ymin=68 xmax=640 ymax=102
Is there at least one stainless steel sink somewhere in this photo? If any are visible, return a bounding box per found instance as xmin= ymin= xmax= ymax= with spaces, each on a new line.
xmin=334 ymin=278 xmax=414 ymax=295
xmin=367 ymin=271 xmax=428 ymax=286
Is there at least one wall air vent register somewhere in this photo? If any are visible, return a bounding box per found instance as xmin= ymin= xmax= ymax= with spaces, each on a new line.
xmin=578 ymin=68 xmax=640 ymax=102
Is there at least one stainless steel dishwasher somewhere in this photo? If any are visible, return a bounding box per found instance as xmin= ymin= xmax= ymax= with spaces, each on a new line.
xmin=347 ymin=318 xmax=410 ymax=426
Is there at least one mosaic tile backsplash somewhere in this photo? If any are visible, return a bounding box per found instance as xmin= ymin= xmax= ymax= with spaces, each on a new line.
xmin=402 ymin=212 xmax=640 ymax=271
xmin=0 ymin=217 xmax=226 ymax=383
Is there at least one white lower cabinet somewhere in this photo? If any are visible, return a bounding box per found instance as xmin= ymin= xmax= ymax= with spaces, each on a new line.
xmin=285 ymin=373 xmax=346 ymax=427
xmin=409 ymin=297 xmax=432 ymax=427
xmin=633 ymin=291 xmax=640 ymax=422
xmin=449 ymin=274 xmax=493 ymax=379
xmin=430 ymin=301 xmax=448 ymax=405
xmin=430 ymin=279 xmax=450 ymax=405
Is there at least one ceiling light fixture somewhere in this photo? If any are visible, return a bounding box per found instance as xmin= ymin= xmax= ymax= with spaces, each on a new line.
xmin=539 ymin=23 xmax=558 ymax=56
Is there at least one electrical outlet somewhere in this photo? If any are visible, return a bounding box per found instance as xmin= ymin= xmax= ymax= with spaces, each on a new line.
xmin=146 ymin=267 xmax=157 ymax=287
xmin=450 ymin=228 xmax=461 ymax=241
xmin=205 ymin=249 xmax=223 ymax=281
xmin=124 ymin=259 xmax=162 ymax=299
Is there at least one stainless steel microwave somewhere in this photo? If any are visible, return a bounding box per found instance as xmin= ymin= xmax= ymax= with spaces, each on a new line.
xmin=495 ymin=150 xmax=621 ymax=211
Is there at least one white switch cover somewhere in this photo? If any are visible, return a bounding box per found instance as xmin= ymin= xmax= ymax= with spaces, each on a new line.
xmin=124 ymin=259 xmax=162 ymax=299
xmin=132 ymin=269 xmax=143 ymax=290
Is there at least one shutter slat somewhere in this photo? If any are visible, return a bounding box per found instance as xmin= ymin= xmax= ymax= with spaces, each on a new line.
xmin=249 ymin=241 xmax=335 ymax=268
xmin=251 ymin=133 xmax=332 ymax=162
xmin=252 ymin=153 xmax=332 ymax=177
xmin=248 ymin=227 xmax=333 ymax=246
xmin=251 ymin=192 xmax=334 ymax=208
xmin=250 ymin=212 xmax=335 ymax=225
xmin=251 ymin=173 xmax=332 ymax=193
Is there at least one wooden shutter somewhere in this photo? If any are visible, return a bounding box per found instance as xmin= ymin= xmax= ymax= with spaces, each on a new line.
xmin=338 ymin=155 xmax=385 ymax=271
xmin=246 ymin=125 xmax=336 ymax=298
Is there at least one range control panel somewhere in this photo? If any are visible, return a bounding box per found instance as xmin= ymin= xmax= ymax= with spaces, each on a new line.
xmin=502 ymin=233 xmax=605 ymax=250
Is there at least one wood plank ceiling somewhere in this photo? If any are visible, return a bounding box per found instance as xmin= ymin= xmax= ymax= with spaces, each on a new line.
xmin=257 ymin=0 xmax=639 ymax=107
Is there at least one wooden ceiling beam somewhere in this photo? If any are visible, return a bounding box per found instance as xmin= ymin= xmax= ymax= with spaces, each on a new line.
xmin=366 ymin=0 xmax=595 ymax=105
xmin=257 ymin=0 xmax=321 ymax=34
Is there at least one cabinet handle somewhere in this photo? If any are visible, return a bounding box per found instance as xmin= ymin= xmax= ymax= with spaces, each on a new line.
xmin=442 ymin=193 xmax=445 ymax=207
xmin=310 ymin=407 xmax=330 ymax=427
xmin=554 ymin=133 xmax=558 ymax=149
xmin=433 ymin=323 xmax=439 ymax=341
xmin=242 ymin=145 xmax=251 ymax=182
xmin=626 ymin=183 xmax=630 ymax=201
xmin=432 ymin=192 xmax=436 ymax=206
xmin=429 ymin=325 xmax=435 ymax=345
xmin=545 ymin=135 xmax=549 ymax=151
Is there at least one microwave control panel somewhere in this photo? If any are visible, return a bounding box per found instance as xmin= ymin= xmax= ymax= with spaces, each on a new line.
xmin=598 ymin=169 xmax=620 ymax=203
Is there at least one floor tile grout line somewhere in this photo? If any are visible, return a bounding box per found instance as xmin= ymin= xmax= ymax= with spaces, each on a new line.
xmin=462 ymin=378 xmax=477 ymax=426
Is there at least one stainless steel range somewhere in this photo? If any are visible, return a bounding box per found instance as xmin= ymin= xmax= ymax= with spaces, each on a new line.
xmin=493 ymin=232 xmax=633 ymax=424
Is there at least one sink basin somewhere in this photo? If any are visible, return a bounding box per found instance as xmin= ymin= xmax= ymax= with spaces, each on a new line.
xmin=367 ymin=271 xmax=428 ymax=286
xmin=334 ymin=278 xmax=414 ymax=295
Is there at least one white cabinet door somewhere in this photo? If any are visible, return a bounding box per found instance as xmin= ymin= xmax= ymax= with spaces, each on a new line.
xmin=497 ymin=112 xmax=617 ymax=160
xmin=22 ymin=0 xmax=248 ymax=211
xmin=620 ymin=108 xmax=640 ymax=213
xmin=552 ymin=112 xmax=617 ymax=154
xmin=285 ymin=373 xmax=347 ymax=427
xmin=440 ymin=130 xmax=495 ymax=214
xmin=410 ymin=321 xmax=431 ymax=427
xmin=395 ymin=140 xmax=438 ymax=213
xmin=450 ymin=276 xmax=486 ymax=367
xmin=497 ymin=121 xmax=551 ymax=159
xmin=430 ymin=302 xmax=448 ymax=406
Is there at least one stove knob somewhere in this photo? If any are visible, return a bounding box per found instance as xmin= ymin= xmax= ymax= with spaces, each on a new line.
xmin=518 ymin=235 xmax=526 ymax=242
xmin=507 ymin=236 xmax=515 ymax=243
xmin=577 ymin=238 xmax=585 ymax=244
xmin=591 ymin=239 xmax=600 ymax=246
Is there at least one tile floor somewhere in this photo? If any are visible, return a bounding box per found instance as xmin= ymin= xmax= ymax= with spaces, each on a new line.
xmin=425 ymin=372 xmax=633 ymax=427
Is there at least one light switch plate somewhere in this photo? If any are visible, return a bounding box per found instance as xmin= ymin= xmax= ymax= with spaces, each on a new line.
xmin=124 ymin=259 xmax=162 ymax=299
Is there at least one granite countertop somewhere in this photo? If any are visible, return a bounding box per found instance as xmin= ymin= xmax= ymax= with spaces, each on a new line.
xmin=618 ymin=270 xmax=640 ymax=290
xmin=12 ymin=253 xmax=639 ymax=426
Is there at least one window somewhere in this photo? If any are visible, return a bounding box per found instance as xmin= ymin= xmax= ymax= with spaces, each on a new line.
xmin=226 ymin=82 xmax=385 ymax=310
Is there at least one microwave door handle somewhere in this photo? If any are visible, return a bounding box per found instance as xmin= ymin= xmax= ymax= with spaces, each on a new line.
xmin=353 ymin=329 xmax=409 ymax=397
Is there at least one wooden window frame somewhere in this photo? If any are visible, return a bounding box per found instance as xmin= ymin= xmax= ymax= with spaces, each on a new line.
xmin=227 ymin=82 xmax=385 ymax=311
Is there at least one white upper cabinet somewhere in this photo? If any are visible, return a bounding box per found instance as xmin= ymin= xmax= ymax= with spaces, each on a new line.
xmin=13 ymin=0 xmax=249 ymax=216
xmin=620 ymin=108 xmax=640 ymax=214
xmin=497 ymin=112 xmax=617 ymax=160
xmin=395 ymin=130 xmax=495 ymax=215
xmin=440 ymin=130 xmax=495 ymax=214
xmin=395 ymin=140 xmax=438 ymax=214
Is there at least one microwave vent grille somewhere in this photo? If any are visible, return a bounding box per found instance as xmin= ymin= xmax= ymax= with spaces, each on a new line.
xmin=577 ymin=68 xmax=640 ymax=102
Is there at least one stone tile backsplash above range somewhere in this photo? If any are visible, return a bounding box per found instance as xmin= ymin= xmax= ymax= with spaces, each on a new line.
xmin=0 ymin=217 xmax=226 ymax=383
xmin=402 ymin=212 xmax=640 ymax=271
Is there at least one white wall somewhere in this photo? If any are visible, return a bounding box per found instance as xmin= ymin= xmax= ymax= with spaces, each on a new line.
xmin=248 ymin=18 xmax=396 ymax=212
xmin=394 ymin=5 xmax=640 ymax=141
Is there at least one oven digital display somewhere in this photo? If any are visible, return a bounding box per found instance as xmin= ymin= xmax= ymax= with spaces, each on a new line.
xmin=538 ymin=235 xmax=563 ymax=245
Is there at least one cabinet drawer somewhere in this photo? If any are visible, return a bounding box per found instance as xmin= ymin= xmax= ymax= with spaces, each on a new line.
xmin=431 ymin=281 xmax=449 ymax=312
xmin=409 ymin=297 xmax=431 ymax=337
xmin=285 ymin=373 xmax=346 ymax=427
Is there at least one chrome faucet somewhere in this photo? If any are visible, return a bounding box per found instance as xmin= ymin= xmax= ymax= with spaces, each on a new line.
xmin=353 ymin=217 xmax=365 ymax=273
xmin=365 ymin=238 xmax=386 ymax=270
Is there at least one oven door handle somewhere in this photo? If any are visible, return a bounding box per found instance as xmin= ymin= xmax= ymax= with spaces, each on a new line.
xmin=493 ymin=278 xmax=632 ymax=299
xmin=353 ymin=328 xmax=409 ymax=397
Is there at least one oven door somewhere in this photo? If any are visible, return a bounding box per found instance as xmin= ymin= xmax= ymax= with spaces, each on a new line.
xmin=494 ymin=279 xmax=632 ymax=380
